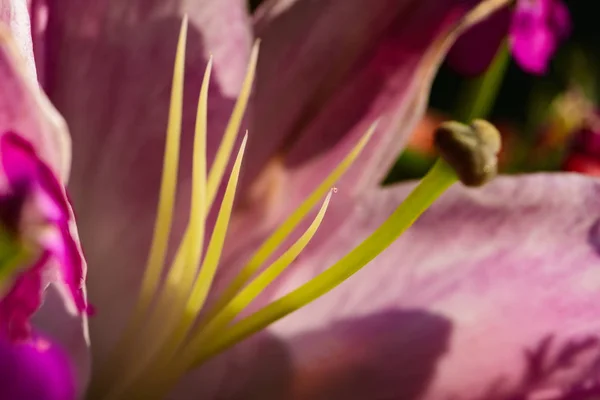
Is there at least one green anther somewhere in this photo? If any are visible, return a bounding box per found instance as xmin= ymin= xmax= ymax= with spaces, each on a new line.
xmin=189 ymin=158 xmax=459 ymax=367
xmin=434 ymin=119 xmax=501 ymax=187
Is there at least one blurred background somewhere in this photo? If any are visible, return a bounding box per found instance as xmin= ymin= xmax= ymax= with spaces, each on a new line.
xmin=248 ymin=0 xmax=599 ymax=183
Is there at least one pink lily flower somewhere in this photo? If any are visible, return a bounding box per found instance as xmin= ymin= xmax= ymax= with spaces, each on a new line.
xmin=2 ymin=1 xmax=600 ymax=399
xmin=447 ymin=0 xmax=571 ymax=75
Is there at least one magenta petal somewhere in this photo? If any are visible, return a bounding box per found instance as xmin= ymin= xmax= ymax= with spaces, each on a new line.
xmin=509 ymin=0 xmax=571 ymax=75
xmin=0 ymin=133 xmax=90 ymax=398
xmin=0 ymin=255 xmax=47 ymax=340
xmin=1 ymin=133 xmax=87 ymax=312
xmin=235 ymin=174 xmax=600 ymax=399
xmin=0 ymin=133 xmax=87 ymax=343
xmin=0 ymin=334 xmax=76 ymax=400
xmin=510 ymin=19 xmax=556 ymax=74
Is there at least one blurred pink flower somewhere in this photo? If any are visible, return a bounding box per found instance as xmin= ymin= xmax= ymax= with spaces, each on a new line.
xmin=447 ymin=0 xmax=571 ymax=75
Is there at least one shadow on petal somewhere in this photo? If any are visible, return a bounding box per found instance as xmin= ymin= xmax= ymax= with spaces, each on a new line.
xmin=167 ymin=331 xmax=293 ymax=400
xmin=475 ymin=334 xmax=600 ymax=400
xmin=284 ymin=309 xmax=452 ymax=400
xmin=168 ymin=309 xmax=450 ymax=400
xmin=587 ymin=218 xmax=600 ymax=257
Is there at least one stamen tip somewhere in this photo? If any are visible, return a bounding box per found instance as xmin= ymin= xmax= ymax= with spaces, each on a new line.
xmin=434 ymin=119 xmax=501 ymax=187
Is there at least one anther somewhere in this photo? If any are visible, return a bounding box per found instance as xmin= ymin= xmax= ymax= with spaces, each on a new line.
xmin=434 ymin=119 xmax=501 ymax=187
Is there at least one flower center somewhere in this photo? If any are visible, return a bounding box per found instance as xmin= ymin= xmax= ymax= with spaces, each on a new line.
xmin=87 ymin=17 xmax=501 ymax=400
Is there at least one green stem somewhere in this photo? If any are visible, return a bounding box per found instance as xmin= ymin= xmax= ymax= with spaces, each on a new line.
xmin=456 ymin=41 xmax=510 ymax=122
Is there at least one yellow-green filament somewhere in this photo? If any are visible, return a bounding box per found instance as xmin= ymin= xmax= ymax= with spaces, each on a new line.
xmin=99 ymin=58 xmax=215 ymax=400
xmin=184 ymin=133 xmax=248 ymax=325
xmin=201 ymin=123 xmax=377 ymax=324
xmin=206 ymin=42 xmax=259 ymax=208
xmin=190 ymin=159 xmax=458 ymax=366
xmin=100 ymin=30 xmax=259 ymax=398
xmin=120 ymin=135 xmax=250 ymax=400
xmin=92 ymin=12 xmax=469 ymax=399
xmin=136 ymin=15 xmax=188 ymax=316
xmin=90 ymin=18 xmax=188 ymax=395
xmin=184 ymin=190 xmax=334 ymax=362
xmin=170 ymin=56 xmax=212 ymax=284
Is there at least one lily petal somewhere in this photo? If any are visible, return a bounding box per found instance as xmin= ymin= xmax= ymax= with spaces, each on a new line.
xmin=1 ymin=20 xmax=89 ymax=396
xmin=244 ymin=0 xmax=511 ymax=215
xmin=0 ymin=133 xmax=87 ymax=332
xmin=0 ymin=132 xmax=90 ymax=396
xmin=42 ymin=0 xmax=254 ymax=361
xmin=0 ymin=22 xmax=71 ymax=180
xmin=221 ymin=174 xmax=600 ymax=399
xmin=0 ymin=0 xmax=36 ymax=78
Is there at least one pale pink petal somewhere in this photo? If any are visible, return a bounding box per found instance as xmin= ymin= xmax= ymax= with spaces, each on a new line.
xmin=0 ymin=23 xmax=70 ymax=180
xmin=0 ymin=0 xmax=36 ymax=79
xmin=206 ymin=174 xmax=600 ymax=400
xmin=0 ymin=132 xmax=90 ymax=396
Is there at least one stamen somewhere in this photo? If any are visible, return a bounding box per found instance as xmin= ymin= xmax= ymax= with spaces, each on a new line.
xmin=136 ymin=15 xmax=188 ymax=314
xmin=206 ymin=43 xmax=259 ymax=208
xmin=131 ymin=190 xmax=337 ymax=398
xmin=90 ymin=9 xmax=502 ymax=397
xmin=434 ymin=119 xmax=501 ymax=187
xmin=185 ymin=159 xmax=457 ymax=366
xmin=98 ymin=58 xmax=214 ymax=400
xmin=201 ymin=123 xmax=377 ymax=325
xmin=129 ymin=41 xmax=261 ymax=381
xmin=180 ymin=190 xmax=334 ymax=369
xmin=185 ymin=132 xmax=248 ymax=327
xmin=131 ymin=57 xmax=213 ymax=362
xmin=116 ymin=136 xmax=249 ymax=400
xmin=185 ymin=120 xmax=501 ymax=367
